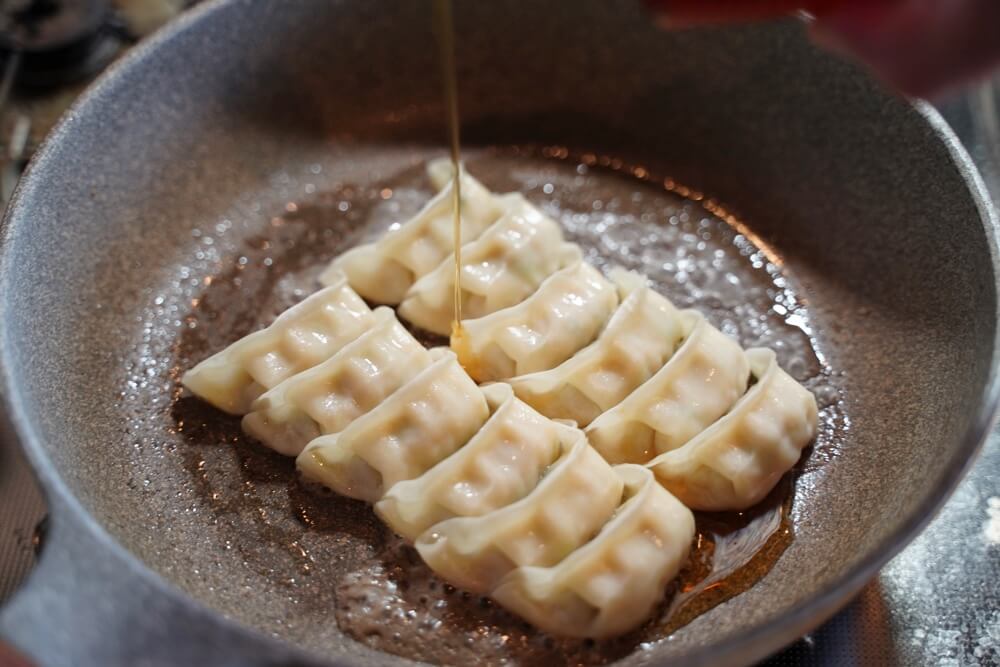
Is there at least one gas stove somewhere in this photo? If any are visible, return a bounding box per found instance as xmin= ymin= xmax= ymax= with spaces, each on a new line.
xmin=0 ymin=0 xmax=194 ymax=201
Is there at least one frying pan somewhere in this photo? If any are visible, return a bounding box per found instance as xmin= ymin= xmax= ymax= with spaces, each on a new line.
xmin=0 ymin=1 xmax=998 ymax=665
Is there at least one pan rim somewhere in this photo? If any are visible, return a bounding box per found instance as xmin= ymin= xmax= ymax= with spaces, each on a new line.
xmin=0 ymin=1 xmax=998 ymax=665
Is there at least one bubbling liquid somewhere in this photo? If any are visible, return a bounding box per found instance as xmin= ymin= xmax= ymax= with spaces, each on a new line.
xmin=154 ymin=149 xmax=849 ymax=665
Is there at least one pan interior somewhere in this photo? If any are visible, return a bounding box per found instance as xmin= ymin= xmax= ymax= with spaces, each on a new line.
xmin=0 ymin=1 xmax=995 ymax=665
xmin=155 ymin=146 xmax=844 ymax=664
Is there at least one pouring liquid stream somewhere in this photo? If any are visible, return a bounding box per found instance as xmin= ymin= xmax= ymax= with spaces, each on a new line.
xmin=418 ymin=2 xmax=798 ymax=647
xmin=433 ymin=0 xmax=465 ymax=345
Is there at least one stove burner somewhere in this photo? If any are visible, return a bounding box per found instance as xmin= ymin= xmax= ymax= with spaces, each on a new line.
xmin=0 ymin=0 xmax=125 ymax=89
xmin=1 ymin=0 xmax=108 ymax=52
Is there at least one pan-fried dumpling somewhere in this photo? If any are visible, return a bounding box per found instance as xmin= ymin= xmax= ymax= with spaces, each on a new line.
xmin=398 ymin=195 xmax=570 ymax=335
xmin=453 ymin=255 xmax=618 ymax=383
xmin=491 ymin=464 xmax=694 ymax=639
xmin=425 ymin=157 xmax=464 ymax=192
xmin=375 ymin=383 xmax=563 ymax=541
xmin=586 ymin=311 xmax=749 ymax=464
xmin=297 ymin=350 xmax=488 ymax=502
xmin=507 ymin=270 xmax=684 ymax=427
xmin=416 ymin=426 xmax=623 ymax=594
xmin=648 ymin=348 xmax=818 ymax=511
xmin=319 ymin=165 xmax=506 ymax=304
xmin=241 ymin=308 xmax=431 ymax=456
xmin=181 ymin=275 xmax=373 ymax=415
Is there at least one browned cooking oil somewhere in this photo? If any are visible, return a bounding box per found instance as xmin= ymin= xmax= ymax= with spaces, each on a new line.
xmin=160 ymin=150 xmax=849 ymax=665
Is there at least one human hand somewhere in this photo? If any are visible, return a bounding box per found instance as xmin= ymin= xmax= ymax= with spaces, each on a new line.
xmin=643 ymin=0 xmax=1000 ymax=98
xmin=0 ymin=641 xmax=34 ymax=667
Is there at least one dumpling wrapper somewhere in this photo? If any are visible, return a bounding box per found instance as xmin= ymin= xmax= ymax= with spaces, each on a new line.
xmin=648 ymin=347 xmax=818 ymax=511
xmin=416 ymin=425 xmax=623 ymax=594
xmin=425 ymin=156 xmax=462 ymax=192
xmin=241 ymin=308 xmax=431 ymax=456
xmin=320 ymin=162 xmax=506 ymax=304
xmin=297 ymin=350 xmax=488 ymax=502
xmin=376 ymin=383 xmax=563 ymax=542
xmin=398 ymin=194 xmax=569 ymax=336
xmin=491 ymin=464 xmax=694 ymax=639
xmin=586 ymin=311 xmax=749 ymax=464
xmin=508 ymin=269 xmax=684 ymax=427
xmin=181 ymin=275 xmax=373 ymax=415
xmin=453 ymin=253 xmax=619 ymax=383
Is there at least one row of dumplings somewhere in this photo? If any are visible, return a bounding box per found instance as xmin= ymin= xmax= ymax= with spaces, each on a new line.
xmin=322 ymin=160 xmax=818 ymax=510
xmin=180 ymin=160 xmax=817 ymax=637
xmin=182 ymin=295 xmax=695 ymax=637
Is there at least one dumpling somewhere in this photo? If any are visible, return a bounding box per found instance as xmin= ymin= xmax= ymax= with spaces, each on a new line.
xmin=427 ymin=157 xmax=452 ymax=192
xmin=319 ymin=164 xmax=506 ymax=304
xmin=398 ymin=195 xmax=570 ymax=335
xmin=425 ymin=157 xmax=463 ymax=192
xmin=507 ymin=270 xmax=684 ymax=427
xmin=241 ymin=308 xmax=431 ymax=456
xmin=181 ymin=275 xmax=373 ymax=414
xmin=416 ymin=426 xmax=623 ymax=594
xmin=297 ymin=350 xmax=489 ymax=502
xmin=375 ymin=383 xmax=563 ymax=541
xmin=452 ymin=254 xmax=619 ymax=383
xmin=491 ymin=465 xmax=695 ymax=639
xmin=586 ymin=311 xmax=749 ymax=464
xmin=647 ymin=348 xmax=818 ymax=511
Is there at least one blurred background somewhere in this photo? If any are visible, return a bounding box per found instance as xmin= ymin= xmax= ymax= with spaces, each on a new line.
xmin=0 ymin=1 xmax=997 ymax=664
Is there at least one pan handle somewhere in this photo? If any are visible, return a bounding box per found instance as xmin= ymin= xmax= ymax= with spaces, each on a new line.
xmin=0 ymin=495 xmax=321 ymax=667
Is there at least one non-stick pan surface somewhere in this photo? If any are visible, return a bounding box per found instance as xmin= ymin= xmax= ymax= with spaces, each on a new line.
xmin=0 ymin=1 xmax=998 ymax=666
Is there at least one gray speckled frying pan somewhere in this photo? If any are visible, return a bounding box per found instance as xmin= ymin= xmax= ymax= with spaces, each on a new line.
xmin=0 ymin=1 xmax=998 ymax=666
